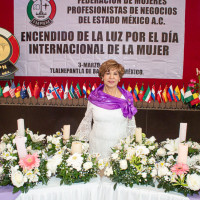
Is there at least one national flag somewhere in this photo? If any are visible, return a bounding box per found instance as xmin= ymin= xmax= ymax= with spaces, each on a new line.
xmin=151 ymin=84 xmax=156 ymax=101
xmin=143 ymin=85 xmax=151 ymax=103
xmin=27 ymin=82 xmax=34 ymax=98
xmin=52 ymin=83 xmax=61 ymax=100
xmin=15 ymin=82 xmax=21 ymax=98
xmin=33 ymin=81 xmax=40 ymax=99
xmin=162 ymin=85 xmax=168 ymax=103
xmin=87 ymin=82 xmax=91 ymax=96
xmin=0 ymin=86 xmax=3 ymax=97
xmin=132 ymin=83 xmax=139 ymax=102
xmin=58 ymin=83 xmax=64 ymax=99
xmin=167 ymin=85 xmax=174 ymax=102
xmin=122 ymin=83 xmax=125 ymax=90
xmin=39 ymin=83 xmax=46 ymax=98
xmin=74 ymin=82 xmax=82 ymax=98
xmin=3 ymin=82 xmax=10 ymax=98
xmin=46 ymin=82 xmax=54 ymax=100
xmin=157 ymin=85 xmax=162 ymax=103
xmin=190 ymin=93 xmax=200 ymax=105
xmin=64 ymin=81 xmax=69 ymax=100
xmin=83 ymin=82 xmax=87 ymax=98
xmin=173 ymin=85 xmax=181 ymax=102
xmin=180 ymin=86 xmax=185 ymax=102
xmin=184 ymin=86 xmax=194 ymax=103
xmin=92 ymin=83 xmax=97 ymax=91
xmin=127 ymin=84 xmax=132 ymax=93
xmin=138 ymin=84 xmax=144 ymax=101
xmin=68 ymin=83 xmax=75 ymax=100
xmin=20 ymin=81 xmax=28 ymax=99
xmin=9 ymin=82 xmax=16 ymax=98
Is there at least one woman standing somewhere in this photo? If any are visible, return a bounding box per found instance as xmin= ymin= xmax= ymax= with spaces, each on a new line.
xmin=75 ymin=59 xmax=137 ymax=158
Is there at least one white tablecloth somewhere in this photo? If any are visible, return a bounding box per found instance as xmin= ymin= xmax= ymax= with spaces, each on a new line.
xmin=16 ymin=176 xmax=189 ymax=200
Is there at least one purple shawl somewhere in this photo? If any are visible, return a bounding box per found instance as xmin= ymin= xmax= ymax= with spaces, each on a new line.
xmin=88 ymin=84 xmax=137 ymax=119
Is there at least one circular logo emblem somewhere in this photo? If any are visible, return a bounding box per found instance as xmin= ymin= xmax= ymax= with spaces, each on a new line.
xmin=27 ymin=0 xmax=56 ymax=27
xmin=0 ymin=28 xmax=19 ymax=77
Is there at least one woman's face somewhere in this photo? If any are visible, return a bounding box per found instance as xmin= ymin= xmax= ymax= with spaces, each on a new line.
xmin=103 ymin=68 xmax=120 ymax=89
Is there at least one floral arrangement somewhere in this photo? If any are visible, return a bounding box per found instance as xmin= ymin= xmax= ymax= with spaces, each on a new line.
xmin=45 ymin=131 xmax=99 ymax=185
xmin=0 ymin=129 xmax=49 ymax=193
xmin=56 ymin=151 xmax=99 ymax=185
xmin=104 ymin=134 xmax=159 ymax=189
xmin=187 ymin=68 xmax=200 ymax=108
xmin=155 ymin=138 xmax=200 ymax=196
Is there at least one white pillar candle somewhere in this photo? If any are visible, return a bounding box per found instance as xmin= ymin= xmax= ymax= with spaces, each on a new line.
xmin=135 ymin=127 xmax=142 ymax=144
xmin=17 ymin=119 xmax=25 ymax=137
xmin=63 ymin=125 xmax=70 ymax=140
xmin=179 ymin=123 xmax=187 ymax=143
xmin=177 ymin=143 xmax=188 ymax=164
xmin=15 ymin=136 xmax=27 ymax=159
xmin=71 ymin=141 xmax=82 ymax=154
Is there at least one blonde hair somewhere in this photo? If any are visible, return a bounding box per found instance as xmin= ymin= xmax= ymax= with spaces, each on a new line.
xmin=99 ymin=59 xmax=125 ymax=79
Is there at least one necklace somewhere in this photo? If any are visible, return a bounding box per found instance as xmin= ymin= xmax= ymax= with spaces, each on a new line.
xmin=104 ymin=86 xmax=118 ymax=97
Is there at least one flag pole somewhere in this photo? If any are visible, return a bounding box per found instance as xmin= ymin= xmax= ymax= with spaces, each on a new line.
xmin=60 ymin=81 xmax=63 ymax=106
xmin=36 ymin=81 xmax=39 ymax=105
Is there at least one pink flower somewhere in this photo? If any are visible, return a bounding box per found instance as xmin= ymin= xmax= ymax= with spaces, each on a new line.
xmin=170 ymin=163 xmax=189 ymax=176
xmin=188 ymin=83 xmax=194 ymax=88
xmin=190 ymin=79 xmax=196 ymax=83
xmin=19 ymin=153 xmax=40 ymax=170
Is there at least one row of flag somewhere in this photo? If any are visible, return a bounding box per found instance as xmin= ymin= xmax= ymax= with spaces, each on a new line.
xmin=0 ymin=81 xmax=199 ymax=105
xmin=127 ymin=83 xmax=200 ymax=105
xmin=0 ymin=81 xmax=97 ymax=100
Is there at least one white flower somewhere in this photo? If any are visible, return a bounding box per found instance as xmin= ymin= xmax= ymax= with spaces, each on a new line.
xmin=142 ymin=172 xmax=147 ymax=178
xmin=0 ymin=166 xmax=3 ymax=175
xmin=104 ymin=166 xmax=113 ymax=176
xmin=157 ymin=165 xmax=169 ymax=177
xmin=141 ymin=156 xmax=147 ymax=165
xmin=111 ymin=152 xmax=119 ymax=160
xmin=166 ymin=155 xmax=175 ymax=163
xmin=47 ymin=155 xmax=62 ymax=175
xmin=171 ymin=173 xmax=177 ymax=182
xmin=52 ymin=137 xmax=61 ymax=145
xmin=148 ymin=145 xmax=155 ymax=150
xmin=83 ymin=161 xmax=93 ymax=171
xmin=126 ymin=147 xmax=135 ymax=160
xmin=56 ymin=131 xmax=62 ymax=136
xmin=1 ymin=134 xmax=9 ymax=142
xmin=29 ymin=174 xmax=38 ymax=182
xmin=47 ymin=144 xmax=52 ymax=149
xmin=148 ymin=157 xmax=156 ymax=164
xmin=114 ymin=143 xmax=122 ymax=150
xmin=145 ymin=136 xmax=156 ymax=145
xmin=187 ymin=174 xmax=200 ymax=191
xmin=98 ymin=159 xmax=105 ymax=170
xmin=28 ymin=131 xmax=46 ymax=142
xmin=67 ymin=153 xmax=83 ymax=171
xmin=164 ymin=138 xmax=179 ymax=155
xmin=47 ymin=136 xmax=53 ymax=143
xmin=11 ymin=170 xmax=25 ymax=188
xmin=0 ymin=142 xmax=6 ymax=153
xmin=157 ymin=148 xmax=166 ymax=156
xmin=135 ymin=146 xmax=149 ymax=157
xmin=119 ymin=160 xmax=128 ymax=170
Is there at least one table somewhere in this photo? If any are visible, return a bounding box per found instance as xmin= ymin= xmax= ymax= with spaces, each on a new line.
xmin=14 ymin=176 xmax=192 ymax=200
xmin=1 ymin=176 xmax=199 ymax=200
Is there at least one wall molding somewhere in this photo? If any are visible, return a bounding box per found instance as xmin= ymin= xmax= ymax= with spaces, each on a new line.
xmin=1 ymin=97 xmax=199 ymax=111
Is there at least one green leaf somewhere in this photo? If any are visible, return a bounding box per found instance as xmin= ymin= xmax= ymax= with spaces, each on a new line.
xmin=114 ymin=183 xmax=117 ymax=190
